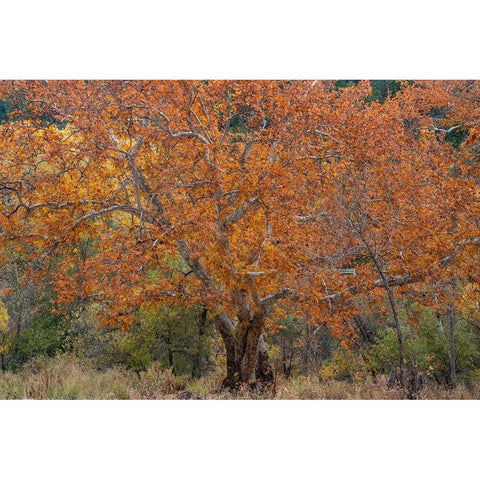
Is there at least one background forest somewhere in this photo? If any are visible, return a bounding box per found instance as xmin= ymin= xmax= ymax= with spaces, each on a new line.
xmin=0 ymin=80 xmax=478 ymax=399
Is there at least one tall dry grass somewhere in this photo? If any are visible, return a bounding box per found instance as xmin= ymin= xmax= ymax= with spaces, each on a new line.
xmin=0 ymin=355 xmax=478 ymax=399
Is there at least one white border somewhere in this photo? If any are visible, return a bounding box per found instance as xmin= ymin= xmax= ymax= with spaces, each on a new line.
xmin=1 ymin=0 xmax=479 ymax=79
xmin=1 ymin=1 xmax=478 ymax=478
xmin=0 ymin=400 xmax=478 ymax=479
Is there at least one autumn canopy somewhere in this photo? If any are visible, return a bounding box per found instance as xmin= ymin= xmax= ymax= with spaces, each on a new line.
xmin=0 ymin=80 xmax=478 ymax=388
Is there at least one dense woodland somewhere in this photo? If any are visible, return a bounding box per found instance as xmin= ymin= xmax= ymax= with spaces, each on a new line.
xmin=0 ymin=80 xmax=478 ymax=399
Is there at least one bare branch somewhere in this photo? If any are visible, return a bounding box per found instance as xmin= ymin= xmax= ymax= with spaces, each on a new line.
xmin=225 ymin=197 xmax=260 ymax=224
xmin=73 ymin=204 xmax=141 ymax=226
xmin=260 ymin=288 xmax=300 ymax=307
xmin=157 ymin=111 xmax=210 ymax=144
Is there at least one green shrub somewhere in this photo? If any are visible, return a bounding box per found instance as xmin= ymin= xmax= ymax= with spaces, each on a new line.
xmin=366 ymin=309 xmax=480 ymax=385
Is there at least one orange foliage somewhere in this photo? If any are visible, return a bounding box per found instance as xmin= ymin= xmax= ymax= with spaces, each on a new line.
xmin=0 ymin=80 xmax=478 ymax=344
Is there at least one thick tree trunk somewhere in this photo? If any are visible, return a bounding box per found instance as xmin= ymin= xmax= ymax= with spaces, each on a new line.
xmin=238 ymin=311 xmax=265 ymax=383
xmin=256 ymin=335 xmax=274 ymax=387
xmin=213 ymin=312 xmax=239 ymax=388
xmin=215 ymin=311 xmax=274 ymax=390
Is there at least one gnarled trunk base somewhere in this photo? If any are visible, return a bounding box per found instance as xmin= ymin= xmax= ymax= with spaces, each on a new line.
xmin=221 ymin=334 xmax=274 ymax=391
xmin=213 ymin=308 xmax=274 ymax=392
xmin=255 ymin=336 xmax=275 ymax=389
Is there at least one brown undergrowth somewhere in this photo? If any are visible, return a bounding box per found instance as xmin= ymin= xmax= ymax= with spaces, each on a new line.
xmin=0 ymin=355 xmax=478 ymax=400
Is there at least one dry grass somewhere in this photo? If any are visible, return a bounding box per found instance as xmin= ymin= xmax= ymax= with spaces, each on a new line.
xmin=1 ymin=355 xmax=478 ymax=399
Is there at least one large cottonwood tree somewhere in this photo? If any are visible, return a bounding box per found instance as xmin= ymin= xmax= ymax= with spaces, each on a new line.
xmin=0 ymin=80 xmax=341 ymax=387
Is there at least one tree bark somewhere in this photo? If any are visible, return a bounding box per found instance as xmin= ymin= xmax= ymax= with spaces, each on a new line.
xmin=256 ymin=335 xmax=274 ymax=387
xmin=214 ymin=311 xmax=274 ymax=390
